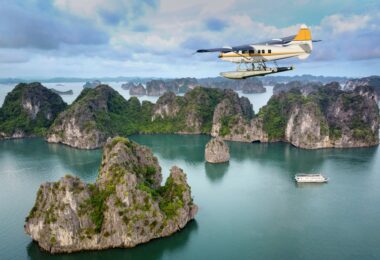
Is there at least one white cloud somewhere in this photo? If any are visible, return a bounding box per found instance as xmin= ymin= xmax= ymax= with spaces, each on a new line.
xmin=1 ymin=1 xmax=380 ymax=78
xmin=320 ymin=14 xmax=371 ymax=35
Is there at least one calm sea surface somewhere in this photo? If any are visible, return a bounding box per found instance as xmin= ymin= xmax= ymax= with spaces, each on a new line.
xmin=0 ymin=136 xmax=379 ymax=260
xmin=1 ymin=84 xmax=380 ymax=259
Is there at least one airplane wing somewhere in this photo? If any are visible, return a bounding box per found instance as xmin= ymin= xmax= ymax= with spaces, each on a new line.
xmin=254 ymin=35 xmax=296 ymax=45
xmin=196 ymin=35 xmax=295 ymax=53
xmin=196 ymin=34 xmax=321 ymax=53
xmin=196 ymin=45 xmax=255 ymax=53
xmin=256 ymin=35 xmax=322 ymax=44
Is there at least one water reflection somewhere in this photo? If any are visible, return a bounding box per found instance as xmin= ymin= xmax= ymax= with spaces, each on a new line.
xmin=27 ymin=220 xmax=199 ymax=260
xmin=228 ymin=141 xmax=379 ymax=175
xmin=204 ymin=162 xmax=229 ymax=183
xmin=130 ymin=134 xmax=210 ymax=163
xmin=0 ymin=138 xmax=101 ymax=182
xmin=294 ymin=182 xmax=328 ymax=189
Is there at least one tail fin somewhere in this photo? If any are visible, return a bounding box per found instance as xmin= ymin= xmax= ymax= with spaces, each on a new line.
xmin=293 ymin=24 xmax=312 ymax=41
xmin=292 ymin=24 xmax=312 ymax=60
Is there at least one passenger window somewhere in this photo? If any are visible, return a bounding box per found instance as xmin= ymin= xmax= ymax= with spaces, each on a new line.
xmin=262 ymin=50 xmax=265 ymax=54
xmin=268 ymin=49 xmax=272 ymax=54
xmin=242 ymin=50 xmax=248 ymax=54
xmin=258 ymin=50 xmax=261 ymax=54
xmin=249 ymin=50 xmax=254 ymax=54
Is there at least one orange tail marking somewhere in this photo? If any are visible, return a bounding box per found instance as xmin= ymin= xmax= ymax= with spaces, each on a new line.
xmin=293 ymin=28 xmax=312 ymax=41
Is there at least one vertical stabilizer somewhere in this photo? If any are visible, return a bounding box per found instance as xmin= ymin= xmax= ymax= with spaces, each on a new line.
xmin=292 ymin=24 xmax=313 ymax=60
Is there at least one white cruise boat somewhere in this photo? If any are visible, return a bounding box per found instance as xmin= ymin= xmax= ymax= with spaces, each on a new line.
xmin=294 ymin=173 xmax=328 ymax=183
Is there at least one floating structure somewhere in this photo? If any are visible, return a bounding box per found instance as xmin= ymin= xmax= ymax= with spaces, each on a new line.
xmin=294 ymin=173 xmax=328 ymax=183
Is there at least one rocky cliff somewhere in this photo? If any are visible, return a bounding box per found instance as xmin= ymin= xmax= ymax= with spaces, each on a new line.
xmin=47 ymin=85 xmax=152 ymax=149
xmin=6 ymin=83 xmax=375 ymax=150
xmin=344 ymin=76 xmax=380 ymax=98
xmin=146 ymin=80 xmax=177 ymax=96
xmin=0 ymin=82 xmax=67 ymax=139
xmin=83 ymin=80 xmax=101 ymax=89
xmin=199 ymin=77 xmax=265 ymax=92
xmin=212 ymin=82 xmax=379 ymax=149
xmin=25 ymin=137 xmax=197 ymax=253
xmin=121 ymin=82 xmax=136 ymax=90
xmin=129 ymin=84 xmax=146 ymax=96
xmin=273 ymin=81 xmax=322 ymax=95
xmin=150 ymin=87 xmax=243 ymax=134
xmin=205 ymin=137 xmax=230 ymax=163
xmin=241 ymin=79 xmax=266 ymax=94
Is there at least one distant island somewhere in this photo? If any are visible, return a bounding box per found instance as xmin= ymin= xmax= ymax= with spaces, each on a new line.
xmin=344 ymin=76 xmax=380 ymax=97
xmin=123 ymin=77 xmax=265 ymax=97
xmin=50 ymin=88 xmax=73 ymax=95
xmin=1 ymin=80 xmax=377 ymax=149
xmin=83 ymin=80 xmax=101 ymax=89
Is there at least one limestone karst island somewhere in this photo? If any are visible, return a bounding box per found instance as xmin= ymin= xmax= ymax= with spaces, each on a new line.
xmin=1 ymin=1 xmax=380 ymax=259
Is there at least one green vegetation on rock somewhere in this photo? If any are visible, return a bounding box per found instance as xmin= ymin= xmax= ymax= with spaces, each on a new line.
xmin=0 ymin=82 xmax=66 ymax=137
xmin=25 ymin=136 xmax=197 ymax=253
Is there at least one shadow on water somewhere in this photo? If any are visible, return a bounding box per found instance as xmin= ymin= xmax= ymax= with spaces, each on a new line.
xmin=27 ymin=220 xmax=199 ymax=260
xmin=204 ymin=162 xmax=229 ymax=183
xmin=0 ymin=138 xmax=102 ymax=180
xmin=130 ymin=134 xmax=210 ymax=164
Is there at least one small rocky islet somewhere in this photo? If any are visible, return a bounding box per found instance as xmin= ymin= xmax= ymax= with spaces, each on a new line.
xmin=24 ymin=136 xmax=198 ymax=253
xmin=205 ymin=137 xmax=230 ymax=163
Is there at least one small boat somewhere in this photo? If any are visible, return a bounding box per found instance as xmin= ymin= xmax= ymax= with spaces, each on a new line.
xmin=294 ymin=173 xmax=328 ymax=183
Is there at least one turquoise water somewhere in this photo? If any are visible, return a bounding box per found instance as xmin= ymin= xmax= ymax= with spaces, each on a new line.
xmin=0 ymin=136 xmax=380 ymax=259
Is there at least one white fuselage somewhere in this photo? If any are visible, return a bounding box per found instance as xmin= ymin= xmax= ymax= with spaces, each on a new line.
xmin=219 ymin=42 xmax=311 ymax=63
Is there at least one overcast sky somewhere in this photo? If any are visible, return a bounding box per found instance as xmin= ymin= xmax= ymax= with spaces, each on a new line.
xmin=0 ymin=0 xmax=379 ymax=78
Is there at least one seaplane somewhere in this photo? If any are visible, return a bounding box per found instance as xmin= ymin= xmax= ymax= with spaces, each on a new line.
xmin=196 ymin=24 xmax=320 ymax=79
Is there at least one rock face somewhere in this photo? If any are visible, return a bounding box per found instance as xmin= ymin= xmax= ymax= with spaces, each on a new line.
xmin=151 ymin=87 xmax=246 ymax=134
xmin=121 ymin=82 xmax=136 ymax=90
xmin=199 ymin=77 xmax=265 ymax=92
xmin=151 ymin=92 xmax=181 ymax=120
xmin=241 ymin=79 xmax=266 ymax=93
xmin=146 ymin=80 xmax=176 ymax=96
xmin=46 ymin=85 xmax=149 ymax=149
xmin=212 ymin=82 xmax=379 ymax=149
xmin=129 ymin=84 xmax=146 ymax=96
xmin=83 ymin=80 xmax=101 ymax=89
xmin=344 ymin=76 xmax=380 ymax=98
xmin=143 ymin=77 xmax=264 ymax=95
xmin=210 ymin=89 xmax=255 ymax=140
xmin=0 ymin=82 xmax=67 ymax=139
xmin=273 ymin=81 xmax=322 ymax=95
xmin=24 ymin=137 xmax=198 ymax=254
xmin=145 ymin=78 xmax=198 ymax=96
xmin=205 ymin=137 xmax=230 ymax=163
